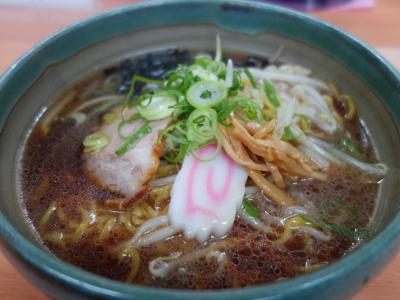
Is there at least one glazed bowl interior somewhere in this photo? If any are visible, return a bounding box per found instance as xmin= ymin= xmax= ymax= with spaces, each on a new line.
xmin=1 ymin=1 xmax=400 ymax=299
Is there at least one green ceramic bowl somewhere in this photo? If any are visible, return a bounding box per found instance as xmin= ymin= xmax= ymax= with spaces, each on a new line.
xmin=1 ymin=1 xmax=400 ymax=299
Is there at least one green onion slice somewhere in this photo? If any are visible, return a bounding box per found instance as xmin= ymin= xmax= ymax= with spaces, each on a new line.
xmin=217 ymin=97 xmax=265 ymax=125
xmin=118 ymin=113 xmax=142 ymax=138
xmin=194 ymin=54 xmax=213 ymax=67
xmin=243 ymin=67 xmax=257 ymax=88
xmin=92 ymin=98 xmax=121 ymax=114
xmin=67 ymin=112 xmax=86 ymax=125
xmin=242 ymin=198 xmax=260 ymax=218
xmin=186 ymin=108 xmax=218 ymax=144
xmin=103 ymin=113 xmax=117 ymax=124
xmin=263 ymin=80 xmax=280 ymax=107
xmin=164 ymin=66 xmax=195 ymax=92
xmin=215 ymin=34 xmax=222 ymax=62
xmin=160 ymin=120 xmax=191 ymax=164
xmin=169 ymin=99 xmax=194 ymax=119
xmin=190 ymin=66 xmax=218 ymax=81
xmin=186 ymin=80 xmax=227 ymax=108
xmin=138 ymin=95 xmax=176 ymax=121
xmin=124 ymin=75 xmax=163 ymax=106
xmin=115 ymin=122 xmax=152 ymax=156
xmin=338 ymin=138 xmax=365 ymax=159
xmin=83 ymin=133 xmax=109 ymax=154
xmin=206 ymin=61 xmax=226 ymax=77
xmin=193 ymin=55 xmax=227 ymax=77
xmin=300 ymin=214 xmax=368 ymax=239
xmin=281 ymin=126 xmax=295 ymax=142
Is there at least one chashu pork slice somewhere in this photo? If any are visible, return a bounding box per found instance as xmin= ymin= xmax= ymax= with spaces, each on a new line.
xmin=84 ymin=106 xmax=169 ymax=198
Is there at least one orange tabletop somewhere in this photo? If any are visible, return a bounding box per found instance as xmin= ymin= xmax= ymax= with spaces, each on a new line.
xmin=0 ymin=1 xmax=399 ymax=299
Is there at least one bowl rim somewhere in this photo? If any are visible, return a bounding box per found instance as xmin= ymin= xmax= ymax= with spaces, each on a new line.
xmin=1 ymin=0 xmax=400 ymax=299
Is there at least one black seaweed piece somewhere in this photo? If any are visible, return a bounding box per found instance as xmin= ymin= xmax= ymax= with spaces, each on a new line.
xmin=104 ymin=49 xmax=270 ymax=97
xmin=104 ymin=49 xmax=191 ymax=95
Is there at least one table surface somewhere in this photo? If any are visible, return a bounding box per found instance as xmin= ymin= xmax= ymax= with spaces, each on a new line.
xmin=1 ymin=0 xmax=400 ymax=299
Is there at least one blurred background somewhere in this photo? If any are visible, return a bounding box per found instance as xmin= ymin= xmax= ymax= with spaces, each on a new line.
xmin=0 ymin=0 xmax=399 ymax=299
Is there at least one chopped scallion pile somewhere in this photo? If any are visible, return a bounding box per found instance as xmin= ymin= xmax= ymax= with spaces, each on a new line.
xmin=84 ymin=39 xmax=295 ymax=160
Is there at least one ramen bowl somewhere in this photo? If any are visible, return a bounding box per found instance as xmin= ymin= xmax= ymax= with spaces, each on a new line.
xmin=1 ymin=0 xmax=400 ymax=299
